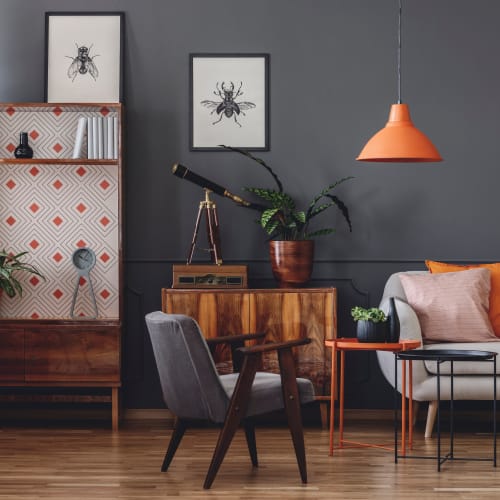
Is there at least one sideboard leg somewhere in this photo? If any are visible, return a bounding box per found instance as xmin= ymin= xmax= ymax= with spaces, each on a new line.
xmin=112 ymin=387 xmax=119 ymax=431
xmin=319 ymin=399 xmax=328 ymax=429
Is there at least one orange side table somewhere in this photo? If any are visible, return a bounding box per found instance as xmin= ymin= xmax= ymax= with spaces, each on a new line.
xmin=325 ymin=338 xmax=421 ymax=456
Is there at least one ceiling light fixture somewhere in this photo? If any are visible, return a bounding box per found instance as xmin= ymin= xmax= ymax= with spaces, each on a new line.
xmin=356 ymin=0 xmax=442 ymax=162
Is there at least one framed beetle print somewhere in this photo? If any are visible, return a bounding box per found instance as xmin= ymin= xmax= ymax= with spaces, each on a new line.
xmin=190 ymin=53 xmax=269 ymax=151
xmin=44 ymin=12 xmax=124 ymax=103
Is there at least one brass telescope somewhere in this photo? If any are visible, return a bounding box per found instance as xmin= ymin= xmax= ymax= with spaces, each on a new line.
xmin=172 ymin=163 xmax=265 ymax=211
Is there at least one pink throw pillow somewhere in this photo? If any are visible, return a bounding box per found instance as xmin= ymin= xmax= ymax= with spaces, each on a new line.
xmin=399 ymin=268 xmax=497 ymax=343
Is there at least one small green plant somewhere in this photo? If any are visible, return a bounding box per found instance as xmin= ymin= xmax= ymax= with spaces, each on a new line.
xmin=222 ymin=145 xmax=353 ymax=241
xmin=351 ymin=306 xmax=387 ymax=323
xmin=0 ymin=250 xmax=45 ymax=298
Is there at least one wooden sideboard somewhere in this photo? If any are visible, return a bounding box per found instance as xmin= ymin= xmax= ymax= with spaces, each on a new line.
xmin=0 ymin=103 xmax=124 ymax=429
xmin=161 ymin=288 xmax=337 ymax=398
xmin=0 ymin=319 xmax=121 ymax=429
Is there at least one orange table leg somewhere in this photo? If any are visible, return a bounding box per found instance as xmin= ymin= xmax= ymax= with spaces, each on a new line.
xmin=329 ymin=343 xmax=336 ymax=456
xmin=339 ymin=350 xmax=345 ymax=448
xmin=401 ymin=359 xmax=406 ymax=456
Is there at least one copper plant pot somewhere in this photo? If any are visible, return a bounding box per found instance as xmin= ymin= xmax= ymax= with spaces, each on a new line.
xmin=269 ymin=240 xmax=314 ymax=288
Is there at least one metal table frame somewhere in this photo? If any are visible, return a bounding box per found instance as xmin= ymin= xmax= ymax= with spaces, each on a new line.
xmin=395 ymin=349 xmax=497 ymax=471
xmin=325 ymin=338 xmax=421 ymax=456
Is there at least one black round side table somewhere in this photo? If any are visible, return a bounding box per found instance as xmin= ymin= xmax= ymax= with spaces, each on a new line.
xmin=395 ymin=349 xmax=497 ymax=471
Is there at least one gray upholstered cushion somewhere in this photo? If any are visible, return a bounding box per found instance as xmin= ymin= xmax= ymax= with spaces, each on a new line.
xmin=220 ymin=372 xmax=315 ymax=417
xmin=146 ymin=311 xmax=315 ymax=424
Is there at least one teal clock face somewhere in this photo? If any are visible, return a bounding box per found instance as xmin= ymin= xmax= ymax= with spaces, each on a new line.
xmin=72 ymin=247 xmax=96 ymax=272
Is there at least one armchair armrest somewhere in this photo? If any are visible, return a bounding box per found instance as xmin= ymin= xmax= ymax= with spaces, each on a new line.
xmin=206 ymin=332 xmax=266 ymax=346
xmin=237 ymin=337 xmax=311 ymax=355
xmin=206 ymin=332 xmax=267 ymax=373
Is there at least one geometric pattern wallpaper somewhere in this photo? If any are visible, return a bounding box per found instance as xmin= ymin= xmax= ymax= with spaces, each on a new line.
xmin=0 ymin=106 xmax=120 ymax=319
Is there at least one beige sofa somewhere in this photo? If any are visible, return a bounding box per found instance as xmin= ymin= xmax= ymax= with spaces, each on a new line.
xmin=376 ymin=271 xmax=500 ymax=437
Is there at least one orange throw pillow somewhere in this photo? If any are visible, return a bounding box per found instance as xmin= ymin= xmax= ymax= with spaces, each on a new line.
xmin=426 ymin=260 xmax=500 ymax=337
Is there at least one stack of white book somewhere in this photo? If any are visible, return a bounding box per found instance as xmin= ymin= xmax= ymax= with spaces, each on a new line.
xmin=72 ymin=116 xmax=119 ymax=160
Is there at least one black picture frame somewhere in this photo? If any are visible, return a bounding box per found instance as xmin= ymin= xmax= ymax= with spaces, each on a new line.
xmin=44 ymin=12 xmax=124 ymax=103
xmin=190 ymin=53 xmax=270 ymax=151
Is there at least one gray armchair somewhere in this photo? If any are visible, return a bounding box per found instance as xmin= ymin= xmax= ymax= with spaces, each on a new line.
xmin=145 ymin=311 xmax=315 ymax=489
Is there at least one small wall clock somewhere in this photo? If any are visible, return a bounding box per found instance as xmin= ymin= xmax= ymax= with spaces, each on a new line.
xmin=70 ymin=247 xmax=98 ymax=319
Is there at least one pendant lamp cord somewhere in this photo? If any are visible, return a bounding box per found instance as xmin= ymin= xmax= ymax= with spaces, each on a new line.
xmin=397 ymin=0 xmax=402 ymax=104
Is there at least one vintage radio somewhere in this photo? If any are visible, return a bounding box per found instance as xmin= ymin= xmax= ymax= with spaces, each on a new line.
xmin=172 ymin=264 xmax=248 ymax=289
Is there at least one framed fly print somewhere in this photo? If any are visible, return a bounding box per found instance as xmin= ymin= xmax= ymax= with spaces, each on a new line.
xmin=44 ymin=12 xmax=124 ymax=103
xmin=190 ymin=53 xmax=270 ymax=151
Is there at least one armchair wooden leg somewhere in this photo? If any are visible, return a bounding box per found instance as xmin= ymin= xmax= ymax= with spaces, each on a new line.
xmin=278 ymin=348 xmax=308 ymax=484
xmin=204 ymin=355 xmax=259 ymax=489
xmin=161 ymin=418 xmax=187 ymax=472
xmin=244 ymin=420 xmax=258 ymax=467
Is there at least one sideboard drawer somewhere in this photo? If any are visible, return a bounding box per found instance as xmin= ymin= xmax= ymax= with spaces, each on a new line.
xmin=0 ymin=328 xmax=24 ymax=382
xmin=25 ymin=327 xmax=120 ymax=383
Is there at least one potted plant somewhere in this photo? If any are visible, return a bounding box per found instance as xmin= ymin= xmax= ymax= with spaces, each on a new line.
xmin=0 ymin=250 xmax=45 ymax=298
xmin=223 ymin=146 xmax=353 ymax=287
xmin=351 ymin=306 xmax=388 ymax=343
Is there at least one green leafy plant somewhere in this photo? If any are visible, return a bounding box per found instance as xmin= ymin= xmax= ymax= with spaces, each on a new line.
xmin=223 ymin=146 xmax=353 ymax=240
xmin=0 ymin=250 xmax=45 ymax=298
xmin=351 ymin=306 xmax=387 ymax=323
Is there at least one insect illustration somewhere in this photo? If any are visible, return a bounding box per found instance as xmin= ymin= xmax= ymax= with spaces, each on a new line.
xmin=201 ymin=81 xmax=256 ymax=127
xmin=66 ymin=43 xmax=100 ymax=82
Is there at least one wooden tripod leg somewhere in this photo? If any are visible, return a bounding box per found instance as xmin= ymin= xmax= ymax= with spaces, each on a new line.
xmin=187 ymin=204 xmax=204 ymax=264
xmin=206 ymin=206 xmax=223 ymax=264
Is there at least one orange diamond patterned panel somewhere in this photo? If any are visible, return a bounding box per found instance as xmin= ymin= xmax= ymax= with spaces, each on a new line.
xmin=0 ymin=105 xmax=120 ymax=319
xmin=0 ymin=162 xmax=119 ymax=319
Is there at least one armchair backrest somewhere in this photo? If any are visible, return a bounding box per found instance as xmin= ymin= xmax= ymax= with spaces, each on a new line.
xmin=146 ymin=311 xmax=230 ymax=423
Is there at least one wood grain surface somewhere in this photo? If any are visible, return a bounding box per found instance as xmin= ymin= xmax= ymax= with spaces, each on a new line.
xmin=0 ymin=328 xmax=24 ymax=381
xmin=0 ymin=414 xmax=499 ymax=499
xmin=162 ymin=288 xmax=336 ymax=395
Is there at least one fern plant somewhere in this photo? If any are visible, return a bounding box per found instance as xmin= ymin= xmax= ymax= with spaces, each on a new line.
xmin=0 ymin=250 xmax=45 ymax=298
xmin=223 ymin=146 xmax=353 ymax=240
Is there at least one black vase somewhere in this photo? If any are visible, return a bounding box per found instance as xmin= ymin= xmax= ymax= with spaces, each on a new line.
xmin=356 ymin=320 xmax=388 ymax=343
xmin=386 ymin=297 xmax=400 ymax=343
xmin=14 ymin=132 xmax=33 ymax=159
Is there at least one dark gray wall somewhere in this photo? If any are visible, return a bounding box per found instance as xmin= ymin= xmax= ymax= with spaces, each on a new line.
xmin=1 ymin=0 xmax=499 ymax=409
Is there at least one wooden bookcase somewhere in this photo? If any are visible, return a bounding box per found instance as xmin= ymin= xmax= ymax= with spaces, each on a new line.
xmin=162 ymin=287 xmax=337 ymax=398
xmin=0 ymin=103 xmax=123 ymax=430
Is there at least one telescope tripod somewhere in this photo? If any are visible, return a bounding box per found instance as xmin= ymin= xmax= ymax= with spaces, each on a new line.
xmin=187 ymin=189 xmax=223 ymax=265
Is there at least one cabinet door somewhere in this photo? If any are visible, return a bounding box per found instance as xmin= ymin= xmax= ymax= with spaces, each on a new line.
xmin=249 ymin=290 xmax=336 ymax=395
xmin=0 ymin=328 xmax=24 ymax=382
xmin=25 ymin=327 xmax=120 ymax=383
xmin=163 ymin=291 xmax=250 ymax=372
xmin=163 ymin=291 xmax=250 ymax=337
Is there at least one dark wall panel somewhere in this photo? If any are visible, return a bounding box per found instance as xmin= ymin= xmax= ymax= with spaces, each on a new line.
xmin=0 ymin=0 xmax=498 ymax=408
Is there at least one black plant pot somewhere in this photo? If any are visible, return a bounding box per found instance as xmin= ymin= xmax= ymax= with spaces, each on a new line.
xmin=356 ymin=320 xmax=388 ymax=343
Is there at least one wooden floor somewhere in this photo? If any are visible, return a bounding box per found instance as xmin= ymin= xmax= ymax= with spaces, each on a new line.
xmin=1 ymin=412 xmax=500 ymax=499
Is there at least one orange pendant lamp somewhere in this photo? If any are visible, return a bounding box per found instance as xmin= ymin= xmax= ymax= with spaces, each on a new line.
xmin=356 ymin=0 xmax=442 ymax=162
